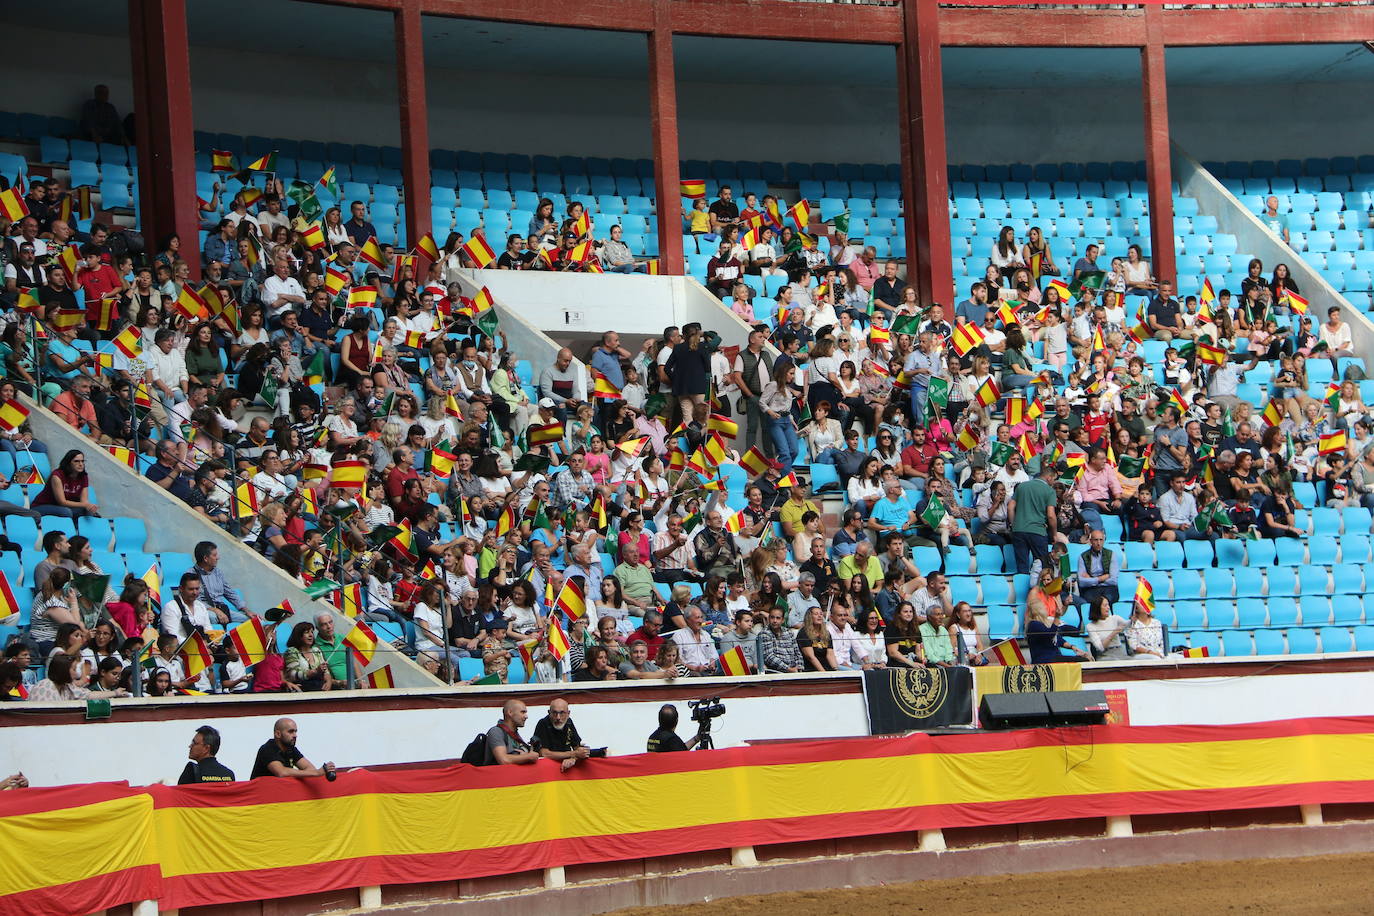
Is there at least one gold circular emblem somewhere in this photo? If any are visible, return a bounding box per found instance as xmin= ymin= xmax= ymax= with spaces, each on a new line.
xmin=890 ymin=668 xmax=947 ymax=718
xmin=1004 ymin=664 xmax=1055 ymax=694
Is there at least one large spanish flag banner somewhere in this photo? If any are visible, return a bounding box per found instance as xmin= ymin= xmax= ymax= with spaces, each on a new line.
xmin=13 ymin=717 xmax=1374 ymax=913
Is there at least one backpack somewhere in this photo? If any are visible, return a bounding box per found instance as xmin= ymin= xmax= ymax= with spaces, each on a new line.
xmin=461 ymin=732 xmax=490 ymax=766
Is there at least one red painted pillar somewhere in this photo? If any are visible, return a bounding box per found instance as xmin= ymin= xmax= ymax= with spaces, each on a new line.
xmin=396 ymin=1 xmax=432 ymax=249
xmin=895 ymin=45 xmax=922 ymax=290
xmin=1141 ymin=7 xmax=1176 ymax=285
xmin=648 ymin=0 xmax=685 ymax=276
xmin=900 ymin=0 xmax=952 ymax=308
xmin=128 ymin=0 xmax=200 ymax=281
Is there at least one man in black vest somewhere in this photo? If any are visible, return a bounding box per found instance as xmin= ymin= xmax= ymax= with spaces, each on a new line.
xmin=178 ymin=725 xmax=236 ymax=784
xmin=1075 ymin=528 xmax=1121 ymax=609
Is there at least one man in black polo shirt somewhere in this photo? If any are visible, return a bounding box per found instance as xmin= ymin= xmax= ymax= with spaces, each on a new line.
xmin=708 ymin=185 xmax=739 ymax=234
xmin=646 ymin=704 xmax=702 ymax=753
xmin=178 ymin=725 xmax=236 ymax=784
xmin=1147 ymin=280 xmax=1193 ymax=342
xmin=532 ymin=698 xmax=592 ymax=772
xmin=250 ymin=717 xmax=335 ymax=779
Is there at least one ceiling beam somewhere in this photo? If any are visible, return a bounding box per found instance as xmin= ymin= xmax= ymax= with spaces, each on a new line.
xmin=1159 ymin=5 xmax=1374 ymax=46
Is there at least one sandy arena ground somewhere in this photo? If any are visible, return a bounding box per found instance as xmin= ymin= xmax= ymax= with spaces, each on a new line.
xmin=606 ymin=852 xmax=1374 ymax=915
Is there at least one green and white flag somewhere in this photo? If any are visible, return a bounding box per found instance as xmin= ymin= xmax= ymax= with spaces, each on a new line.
xmin=920 ymin=494 xmax=946 ymax=530
xmin=927 ymin=376 xmax=950 ymax=410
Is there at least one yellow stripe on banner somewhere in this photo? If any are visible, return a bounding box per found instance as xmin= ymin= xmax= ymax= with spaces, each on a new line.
xmin=0 ymin=795 xmax=157 ymax=896
xmin=155 ymin=731 xmax=1374 ymax=878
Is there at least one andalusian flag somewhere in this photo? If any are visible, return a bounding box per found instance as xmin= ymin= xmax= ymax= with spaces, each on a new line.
xmin=332 ymin=582 xmax=364 ymax=618
xmin=1133 ymin=578 xmax=1155 ymax=614
xmin=234 ymin=480 xmax=259 ymax=519
xmin=460 ymin=234 xmax=497 ymax=268
xmin=317 ymin=166 xmax=340 ymax=197
xmin=1319 ymin=431 xmax=1348 ymax=455
xmin=951 ymin=321 xmax=985 ymax=357
xmin=0 ymin=399 xmax=30 ymax=432
xmin=592 ymin=372 xmax=622 ymax=401
xmin=180 ymin=632 xmax=215 ymax=680
xmin=738 ymin=446 xmax=771 ymax=477
xmin=679 ymin=179 xmax=707 ymax=199
xmin=388 ymin=519 xmax=417 ymax=562
xmin=920 ymin=494 xmax=947 ymax=530
xmin=210 ymin=150 xmax=235 ymax=172
xmin=303 ymin=349 xmax=325 ymax=387
xmin=358 ymin=236 xmax=385 ymax=268
xmin=1261 ymin=399 xmax=1285 ymax=428
xmin=1197 ymin=342 xmax=1227 ymax=366
xmin=554 ymin=576 xmax=587 ymax=621
xmin=974 ymin=377 xmax=1001 ymax=408
xmin=988 ymin=638 xmax=1027 ymax=666
xmin=416 ymin=232 xmax=441 ymax=262
xmin=719 ymin=645 xmax=751 ymax=676
xmin=245 ymin=151 xmax=278 ymax=172
xmin=786 ymin=200 xmax=812 ymax=231
xmin=528 ymin=421 xmax=565 ymax=446
xmin=300 ymin=222 xmax=326 ymax=250
xmin=330 ymin=459 xmax=368 ymax=490
xmin=343 ymin=619 xmax=379 ymax=666
xmin=1282 ymin=290 xmax=1309 ymax=315
xmin=366 ymin=666 xmax=395 ymax=689
xmin=228 ymin=616 xmax=269 ymax=667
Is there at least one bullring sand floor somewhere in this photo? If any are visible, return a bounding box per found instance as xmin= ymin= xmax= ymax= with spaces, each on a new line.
xmin=607 ymin=852 xmax=1374 ymax=914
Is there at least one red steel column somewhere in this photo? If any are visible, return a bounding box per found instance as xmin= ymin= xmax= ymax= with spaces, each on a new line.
xmin=648 ymin=0 xmax=684 ymax=276
xmin=396 ymin=0 xmax=432 ymax=248
xmin=1141 ymin=6 xmax=1175 ymax=285
xmin=900 ymin=0 xmax=952 ymax=308
xmin=895 ymin=45 xmax=922 ymax=288
xmin=128 ymin=0 xmax=200 ymax=280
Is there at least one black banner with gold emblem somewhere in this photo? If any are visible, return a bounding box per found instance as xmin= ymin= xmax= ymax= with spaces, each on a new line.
xmin=862 ymin=667 xmax=975 ymax=734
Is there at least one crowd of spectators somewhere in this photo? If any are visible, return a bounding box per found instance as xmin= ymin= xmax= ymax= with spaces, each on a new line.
xmin=2 ymin=167 xmax=1371 ymax=699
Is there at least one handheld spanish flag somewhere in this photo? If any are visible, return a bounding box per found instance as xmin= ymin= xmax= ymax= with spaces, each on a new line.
xmin=330 ymin=459 xmax=368 ymax=490
xmin=546 ymin=615 xmax=572 ymax=661
xmin=50 ymin=308 xmax=85 ymax=332
xmin=366 ymin=666 xmax=395 ymax=689
xmin=1018 ymin=433 xmax=1040 ymax=462
xmin=332 ymin=582 xmax=364 ymax=618
xmin=429 ymin=444 xmax=456 ymax=480
xmin=528 ymin=421 xmax=565 ymax=446
xmin=172 ymin=284 xmax=210 ymax=321
xmin=724 ymin=508 xmax=746 ymax=534
xmin=0 ymin=186 xmax=28 ymax=223
xmin=228 ymin=616 xmax=270 ymax=667
xmin=179 ymin=631 xmax=215 ymax=680
xmin=1261 ymin=399 xmax=1284 ymax=428
xmin=738 ymin=446 xmax=771 ymax=477
xmin=702 ymin=432 xmax=729 ymax=468
xmin=238 ymin=186 xmax=264 ymax=209
xmin=460 ymin=234 xmax=497 ymax=268
xmin=495 ymin=503 xmax=517 ymax=537
xmin=1134 ymin=577 xmax=1155 ymax=614
xmin=142 ymin=563 xmax=163 ymax=612
xmin=388 ymin=519 xmax=417 ymax=562
xmin=233 ymin=480 xmax=259 ymax=519
xmin=14 ymin=287 xmax=41 ymax=315
xmin=1197 ymin=342 xmax=1227 ymax=366
xmin=616 ymin=437 xmax=647 ymax=459
xmin=1199 ymin=278 xmax=1216 ymax=307
xmin=0 ymin=571 xmax=20 ymax=625
xmin=951 ymin=321 xmax=985 ymax=357
xmin=1182 ymin=646 xmax=1211 ymax=659
xmin=591 ymin=371 xmax=622 ymax=400
xmin=679 ymin=179 xmax=707 ymax=200
xmin=111 ymin=324 xmax=143 ymax=359
xmin=1282 ymin=290 xmax=1309 ymax=315
xmin=358 ymin=236 xmax=385 ymax=268
xmin=13 ymin=466 xmax=41 ymax=485
xmin=343 ymin=618 xmax=379 ymax=666
xmin=324 ymin=266 xmax=349 ymax=298
xmin=719 ymin=645 xmax=751 ymax=676
xmin=298 ymin=486 xmax=318 ymax=518
xmin=739 ymin=227 xmax=759 ymax=250
xmin=1166 ymin=387 xmax=1188 ymax=415
xmin=987 ymin=638 xmax=1027 ymax=666
xmin=776 ymin=471 xmax=799 ymax=488
xmin=570 ymin=210 xmax=591 ymax=238
xmin=1006 ymin=395 xmax=1028 ymax=427
xmin=210 ymin=150 xmax=235 ymax=172
xmin=1319 ymin=430 xmax=1348 ymax=455
xmin=707 ymin=413 xmax=739 ymax=438
xmin=974 ymin=377 xmax=1001 ymax=409
xmin=245 ymin=151 xmax=278 ymax=172
xmin=996 ymin=301 xmax=1019 ymax=327
xmin=471 ymin=286 xmax=495 ymax=313
xmin=90 ymin=295 xmax=119 ymax=332
xmin=0 ymin=399 xmax=30 ymax=433
xmin=346 ymin=285 xmax=378 ymax=309
xmin=1046 ymin=277 xmax=1073 ymax=304
xmin=554 ymin=576 xmax=587 ymax=621
xmin=785 ymin=199 xmax=812 ymax=231
xmin=955 ymin=425 xmax=980 ymax=452
xmin=391 ymin=252 xmax=417 ymax=285
xmin=300 ymin=222 xmax=326 ymax=250
xmin=416 ymin=232 xmax=441 ymax=262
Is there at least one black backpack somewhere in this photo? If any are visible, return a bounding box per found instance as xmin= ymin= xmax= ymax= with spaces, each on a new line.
xmin=461 ymin=732 xmax=490 ymax=766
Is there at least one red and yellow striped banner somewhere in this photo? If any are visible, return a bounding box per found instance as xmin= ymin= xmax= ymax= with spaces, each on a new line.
xmin=12 ymin=718 xmax=1374 ymax=913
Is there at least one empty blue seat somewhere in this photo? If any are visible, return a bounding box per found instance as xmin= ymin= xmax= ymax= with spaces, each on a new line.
xmin=1322 ymin=626 xmax=1354 ymax=653
xmin=1204 ymin=568 xmax=1234 ymax=598
xmin=1343 ymin=507 xmax=1373 ymax=534
xmin=1171 ymin=570 xmax=1202 ymax=601
xmin=1354 ymin=626 xmax=1374 ymax=652
xmin=1254 ymin=629 xmax=1286 ymax=655
xmin=1182 ymin=540 xmax=1213 ymax=569
xmin=1236 ymin=598 xmax=1268 ymax=628
xmin=1300 ymin=595 xmax=1332 ymax=625
xmin=1191 ymin=631 xmax=1222 ymax=657
xmin=1221 ymin=630 xmax=1254 ymax=657
xmin=1246 ymin=540 xmax=1277 ymax=566
xmin=1154 ymin=541 xmax=1184 ymax=569
xmin=1215 ymin=539 xmax=1247 ymax=569
xmin=1175 ymin=601 xmax=1207 ymax=631
xmin=1287 ymin=628 xmax=1319 ymax=654
xmin=1332 ymin=596 xmax=1365 ymax=626
xmin=1334 ymin=564 xmax=1365 ymax=594
xmin=1308 ymin=536 xmax=1338 ymax=566
xmin=1124 ymin=542 xmax=1154 ymax=570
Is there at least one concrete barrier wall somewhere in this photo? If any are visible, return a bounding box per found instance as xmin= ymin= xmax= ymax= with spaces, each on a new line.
xmin=20 ymin=395 xmax=437 ymax=689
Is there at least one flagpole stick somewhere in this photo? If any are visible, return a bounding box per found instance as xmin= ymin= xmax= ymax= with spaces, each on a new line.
xmin=130 ymin=638 xmax=147 ymax=698
xmin=439 ymin=580 xmax=453 ymax=686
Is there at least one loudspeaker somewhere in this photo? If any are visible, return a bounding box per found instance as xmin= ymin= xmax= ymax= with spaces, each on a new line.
xmin=979 ymin=692 xmax=1051 ymax=729
xmin=1045 ymin=690 xmax=1110 ymax=726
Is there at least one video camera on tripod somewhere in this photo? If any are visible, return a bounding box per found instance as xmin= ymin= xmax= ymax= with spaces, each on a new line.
xmin=688 ymin=697 xmax=726 ymax=749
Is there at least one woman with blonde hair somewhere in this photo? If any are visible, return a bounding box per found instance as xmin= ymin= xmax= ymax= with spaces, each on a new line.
xmin=796 ymin=605 xmax=838 ymax=672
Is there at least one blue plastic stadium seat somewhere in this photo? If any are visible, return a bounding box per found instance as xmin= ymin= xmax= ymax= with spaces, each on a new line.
xmin=1300 ymin=595 xmax=1332 ymax=625
xmin=1171 ymin=570 xmax=1202 ymax=601
xmin=1254 ymin=629 xmax=1286 ymax=656
xmin=1354 ymin=626 xmax=1374 ymax=652
xmin=1332 ymin=596 xmax=1365 ymax=626
xmin=1154 ymin=541 xmax=1184 ymax=569
xmin=1124 ymin=542 xmax=1154 ymax=570
xmin=1287 ymin=628 xmax=1319 ymax=655
xmin=1221 ymin=630 xmax=1254 ymax=657
xmin=1322 ymin=626 xmax=1354 ymax=653
xmin=1334 ymin=563 xmax=1365 ymax=594
xmin=1246 ymin=540 xmax=1277 ymax=566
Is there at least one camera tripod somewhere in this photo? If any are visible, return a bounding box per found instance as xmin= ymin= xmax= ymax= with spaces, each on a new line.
xmin=696 ymin=721 xmax=715 ymax=750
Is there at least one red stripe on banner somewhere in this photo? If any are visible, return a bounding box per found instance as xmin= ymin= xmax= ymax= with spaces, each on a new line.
xmin=0 ymin=781 xmax=139 ymax=817
xmin=14 ymin=864 xmax=160 ymax=916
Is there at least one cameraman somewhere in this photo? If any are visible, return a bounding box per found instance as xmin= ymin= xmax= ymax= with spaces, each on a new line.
xmin=533 ymin=698 xmax=595 ymax=771
xmin=646 ymin=703 xmax=703 ymax=753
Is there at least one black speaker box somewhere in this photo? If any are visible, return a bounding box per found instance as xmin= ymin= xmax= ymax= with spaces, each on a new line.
xmin=1045 ymin=690 xmax=1110 ymax=725
xmin=979 ymin=692 xmax=1051 ymax=729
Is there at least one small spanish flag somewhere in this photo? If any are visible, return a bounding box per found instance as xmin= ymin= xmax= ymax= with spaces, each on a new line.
xmin=402 ymin=330 xmax=429 ymax=348
xmin=1166 ymin=387 xmax=1188 ymax=415
xmin=1134 ymin=577 xmax=1155 ymax=614
xmin=330 ymin=459 xmax=368 ymax=490
xmin=1282 ymin=290 xmax=1309 ymax=315
xmin=300 ymin=222 xmax=326 ymax=250
xmin=719 ymin=645 xmax=751 ymax=677
xmin=1197 ymin=342 xmax=1227 ymax=366
xmin=1182 ymin=646 xmax=1210 ymax=659
xmin=234 ymin=480 xmax=259 ymax=519
xmin=547 ymin=616 xmax=572 ymax=661
xmin=1199 ymin=278 xmax=1216 ymax=306
xmin=90 ymin=295 xmax=119 ymax=332
xmin=210 ymin=150 xmax=235 ymax=172
xmin=591 ymin=371 xmax=622 ymax=400
xmin=14 ymin=287 xmax=41 ymax=315
xmin=238 ymin=186 xmax=264 ymax=208
xmin=1018 ymin=433 xmax=1039 ymax=462
xmin=388 ymin=519 xmax=417 ymax=562
xmin=617 ymin=437 xmax=647 ymax=459
xmin=679 ymin=179 xmax=707 ymax=199
xmin=332 ymin=582 xmax=364 ymax=619
xmin=1319 ymin=430 xmax=1348 ymax=455
xmin=343 ymin=618 xmax=378 ymax=665
xmin=974 ymin=377 xmax=1001 ymax=408
xmin=951 ymin=321 xmax=985 ymax=357
xmin=785 ymin=199 xmax=811 ymax=231
xmin=50 ymin=308 xmax=85 ymax=332
xmin=13 ymin=466 xmax=42 ymax=485
xmin=0 ymin=571 xmax=20 ymax=624
xmin=471 ymin=286 xmax=495 ymax=313
xmin=724 ymin=509 xmax=746 ymax=534
xmin=324 ymin=267 xmax=349 ymax=297
xmin=0 ymin=399 xmax=31 ymax=433
xmin=180 ymin=632 xmax=216 ymax=679
xmin=738 ymin=446 xmax=771 ymax=477
xmin=444 ymin=394 xmax=463 ymax=420
xmin=1261 ymin=399 xmax=1284 ymax=428
xmin=173 ymin=285 xmax=210 ymax=321
xmin=702 ymin=433 xmax=729 ymax=468
xmin=528 ymin=421 xmax=565 ymax=446
xmin=245 ymin=151 xmax=278 ymax=172
xmin=955 ymin=425 xmax=979 ymax=452
xmin=347 ymin=285 xmax=378 ymax=309
xmin=416 ymin=232 xmax=441 ymax=262
xmin=776 ymin=472 xmax=799 ymax=488
xmin=391 ymin=252 xmax=417 ymax=285
xmin=667 ymin=448 xmax=687 ymax=474
xmin=366 ymin=666 xmax=395 ymax=689
xmin=1047 ymin=278 xmax=1073 ymax=304
xmin=554 ymin=576 xmax=587 ymax=621
xmin=996 ymin=301 xmax=1019 ymax=327
xmin=298 ymin=486 xmax=318 ymax=517
xmin=429 ymin=445 xmax=456 ymax=480
xmin=496 ymin=503 xmax=517 ymax=537
xmin=0 ymin=186 xmax=28 ymax=223
xmin=461 ymin=234 xmax=497 ymax=268
xmin=1006 ymin=395 xmax=1028 ymax=427
xmin=229 ymin=616 xmax=270 ymax=667
xmin=570 ymin=211 xmax=591 ymax=238
xmin=739 ymin=227 xmax=759 ymax=250
xmin=988 ymin=638 xmax=1027 ymax=666
xmin=358 ymin=236 xmax=385 ymax=268
xmin=644 ymin=259 xmax=661 ymax=276
xmin=707 ymin=413 xmax=739 ymax=437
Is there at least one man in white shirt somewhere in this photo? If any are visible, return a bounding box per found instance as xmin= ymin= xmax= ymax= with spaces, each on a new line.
xmin=826 ymin=604 xmax=861 ymax=670
xmin=260 ymin=258 xmax=306 ymax=322
xmin=256 ymin=194 xmax=289 ymax=237
xmin=671 ymin=607 xmax=720 ymax=675
xmin=160 ymin=571 xmax=224 ymax=640
xmin=908 ymin=571 xmax=953 ymax=624
xmin=1158 ymin=475 xmax=1205 ymax=542
xmin=145 ymin=328 xmax=188 ymax=433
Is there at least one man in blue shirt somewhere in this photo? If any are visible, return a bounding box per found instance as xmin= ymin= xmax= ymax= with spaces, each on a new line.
xmin=202 ymin=219 xmax=239 ymax=268
xmin=589 ymin=330 xmax=629 ymax=390
xmin=344 ymin=201 xmax=377 ymax=248
xmin=867 ymin=482 xmax=917 ymax=544
xmin=955 ymin=280 xmax=990 ymax=327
